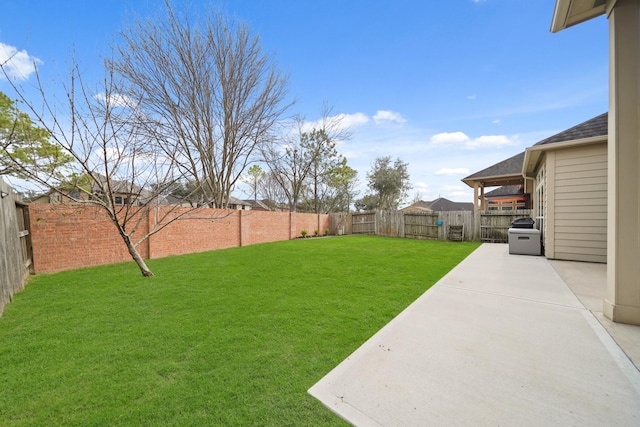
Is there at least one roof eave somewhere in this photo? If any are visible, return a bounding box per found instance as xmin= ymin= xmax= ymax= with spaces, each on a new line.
xmin=551 ymin=0 xmax=609 ymax=33
xmin=461 ymin=174 xmax=524 ymax=189
xmin=522 ymin=134 xmax=607 ymax=176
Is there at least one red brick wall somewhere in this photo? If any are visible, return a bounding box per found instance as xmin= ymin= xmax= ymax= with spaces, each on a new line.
xmin=29 ymin=204 xmax=330 ymax=274
xmin=29 ymin=204 xmax=150 ymax=274
xmin=147 ymin=207 xmax=241 ymax=258
xmin=290 ymin=212 xmax=330 ymax=238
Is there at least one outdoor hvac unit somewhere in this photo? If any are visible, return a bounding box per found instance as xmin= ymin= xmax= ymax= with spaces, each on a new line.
xmin=508 ymin=217 xmax=541 ymax=256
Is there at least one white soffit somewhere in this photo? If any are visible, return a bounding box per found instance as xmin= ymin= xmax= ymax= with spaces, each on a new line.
xmin=551 ymin=0 xmax=607 ymax=32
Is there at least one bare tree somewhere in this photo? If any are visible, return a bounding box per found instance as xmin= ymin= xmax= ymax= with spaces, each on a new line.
xmin=0 ymin=59 xmax=215 ymax=277
xmin=262 ymin=105 xmax=352 ymax=212
xmin=257 ymin=170 xmax=288 ymax=211
xmin=109 ymin=0 xmax=291 ymax=209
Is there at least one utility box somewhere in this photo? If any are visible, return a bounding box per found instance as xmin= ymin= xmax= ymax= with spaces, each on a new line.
xmin=508 ymin=228 xmax=541 ymax=255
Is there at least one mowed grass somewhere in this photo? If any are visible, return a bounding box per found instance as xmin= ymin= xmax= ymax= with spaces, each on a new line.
xmin=0 ymin=235 xmax=479 ymax=426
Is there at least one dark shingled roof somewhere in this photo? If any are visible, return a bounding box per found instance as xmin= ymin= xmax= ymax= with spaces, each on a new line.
xmin=534 ymin=113 xmax=608 ymax=146
xmin=402 ymin=198 xmax=474 ymax=212
xmin=462 ymin=152 xmax=525 ymax=181
xmin=485 ymin=185 xmax=523 ymax=198
xmin=427 ymin=197 xmax=474 ymax=212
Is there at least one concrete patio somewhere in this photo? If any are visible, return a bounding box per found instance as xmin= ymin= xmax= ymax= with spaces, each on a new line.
xmin=309 ymin=244 xmax=640 ymax=426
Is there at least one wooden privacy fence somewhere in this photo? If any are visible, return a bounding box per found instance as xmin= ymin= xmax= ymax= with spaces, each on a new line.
xmin=0 ymin=178 xmax=33 ymax=316
xmin=330 ymin=209 xmax=533 ymax=243
xmin=479 ymin=210 xmax=534 ymax=243
xmin=350 ymin=211 xmax=404 ymax=237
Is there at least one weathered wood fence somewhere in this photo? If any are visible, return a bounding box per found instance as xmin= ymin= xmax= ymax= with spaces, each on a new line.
xmin=329 ymin=209 xmax=533 ymax=243
xmin=0 ymin=178 xmax=33 ymax=316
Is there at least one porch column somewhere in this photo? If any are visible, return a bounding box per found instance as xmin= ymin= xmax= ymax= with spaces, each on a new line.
xmin=473 ymin=183 xmax=479 ymax=211
xmin=479 ymin=185 xmax=486 ymax=211
xmin=604 ymin=0 xmax=640 ymax=325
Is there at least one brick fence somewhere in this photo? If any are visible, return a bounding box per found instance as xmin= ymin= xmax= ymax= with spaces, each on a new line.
xmin=29 ymin=204 xmax=329 ymax=274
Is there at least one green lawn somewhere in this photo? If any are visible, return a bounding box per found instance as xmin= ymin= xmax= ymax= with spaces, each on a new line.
xmin=0 ymin=235 xmax=479 ymax=426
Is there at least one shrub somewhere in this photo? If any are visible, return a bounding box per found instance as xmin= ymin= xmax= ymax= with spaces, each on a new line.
xmin=313 ymin=230 xmax=319 ymax=237
xmin=324 ymin=229 xmax=330 ymax=236
xmin=300 ymin=229 xmax=308 ymax=238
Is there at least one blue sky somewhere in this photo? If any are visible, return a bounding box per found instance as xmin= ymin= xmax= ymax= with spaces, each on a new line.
xmin=1 ymin=0 xmax=609 ymax=202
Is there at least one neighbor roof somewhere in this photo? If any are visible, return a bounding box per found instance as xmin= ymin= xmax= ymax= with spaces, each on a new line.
xmin=427 ymin=197 xmax=474 ymax=212
xmin=402 ymin=198 xmax=473 ymax=212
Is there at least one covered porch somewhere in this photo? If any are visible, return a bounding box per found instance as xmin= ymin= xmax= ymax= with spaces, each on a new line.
xmin=462 ymin=152 xmax=531 ymax=211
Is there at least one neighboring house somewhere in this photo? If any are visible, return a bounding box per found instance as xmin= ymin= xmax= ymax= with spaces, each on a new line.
xmin=461 ymin=152 xmax=528 ymax=211
xmin=402 ymin=200 xmax=433 ymax=213
xmin=242 ymin=199 xmax=271 ymax=211
xmin=163 ymin=195 xmax=255 ymax=210
xmin=160 ymin=194 xmax=193 ymax=207
xmin=227 ymin=196 xmax=253 ymax=210
xmin=402 ymin=197 xmax=473 ymax=213
xmin=523 ymin=113 xmax=608 ymax=263
xmin=463 ymin=113 xmax=608 ymax=264
xmin=31 ymin=175 xmax=153 ymax=207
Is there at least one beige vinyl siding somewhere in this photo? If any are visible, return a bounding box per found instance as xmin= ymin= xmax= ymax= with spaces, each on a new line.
xmin=551 ymin=143 xmax=607 ymax=263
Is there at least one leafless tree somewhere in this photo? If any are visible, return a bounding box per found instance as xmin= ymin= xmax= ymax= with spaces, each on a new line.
xmin=109 ymin=0 xmax=291 ymax=209
xmin=262 ymin=105 xmax=352 ymax=212
xmin=0 ymin=59 xmax=217 ymax=277
xmin=257 ymin=170 xmax=288 ymax=211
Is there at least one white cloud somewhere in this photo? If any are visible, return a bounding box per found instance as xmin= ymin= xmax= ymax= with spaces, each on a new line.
xmin=449 ymin=190 xmax=472 ymax=199
xmin=444 ymin=185 xmax=465 ymax=191
xmin=373 ymin=110 xmax=407 ymax=125
xmin=430 ymin=131 xmax=470 ymax=145
xmin=302 ymin=112 xmax=369 ymax=134
xmin=492 ymin=119 xmax=501 ymax=124
xmin=467 ymin=94 xmax=476 ymax=100
xmin=94 ymin=92 xmax=137 ymax=109
xmin=430 ymin=131 xmax=516 ymax=150
xmin=0 ymin=43 xmax=42 ymax=81
xmin=338 ymin=112 xmax=370 ymax=128
xmin=413 ymin=181 xmax=429 ymax=191
xmin=465 ymin=135 xmax=514 ymax=149
xmin=435 ymin=168 xmax=470 ymax=175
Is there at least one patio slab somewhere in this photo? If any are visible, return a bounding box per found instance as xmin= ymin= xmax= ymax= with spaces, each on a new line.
xmin=309 ymin=244 xmax=640 ymax=426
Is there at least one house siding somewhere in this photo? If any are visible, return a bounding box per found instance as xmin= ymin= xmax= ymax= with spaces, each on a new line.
xmin=550 ymin=143 xmax=608 ymax=263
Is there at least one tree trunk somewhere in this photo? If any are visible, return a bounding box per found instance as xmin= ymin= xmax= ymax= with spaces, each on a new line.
xmin=117 ymin=227 xmax=154 ymax=277
xmin=125 ymin=239 xmax=154 ymax=277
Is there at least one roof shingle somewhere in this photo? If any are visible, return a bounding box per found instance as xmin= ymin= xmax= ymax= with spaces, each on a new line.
xmin=534 ymin=113 xmax=607 ymax=146
xmin=462 ymin=152 xmax=524 ymax=181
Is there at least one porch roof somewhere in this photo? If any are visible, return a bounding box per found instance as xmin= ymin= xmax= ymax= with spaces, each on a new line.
xmin=461 ymin=152 xmax=524 ymax=188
